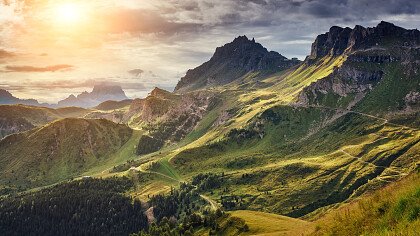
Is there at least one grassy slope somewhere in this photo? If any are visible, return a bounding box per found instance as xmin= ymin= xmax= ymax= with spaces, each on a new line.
xmin=230 ymin=210 xmax=314 ymax=235
xmin=93 ymin=53 xmax=417 ymax=217
xmin=0 ymin=105 xmax=91 ymax=139
xmin=0 ymin=105 xmax=90 ymax=125
xmin=0 ymin=118 xmax=133 ymax=190
xmin=170 ymin=105 xmax=419 ymax=214
xmin=312 ymin=172 xmax=420 ymax=236
xmin=159 ymin=52 xmax=420 ymax=218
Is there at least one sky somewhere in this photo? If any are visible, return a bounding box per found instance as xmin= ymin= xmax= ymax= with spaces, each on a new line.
xmin=1 ymin=0 xmax=420 ymax=103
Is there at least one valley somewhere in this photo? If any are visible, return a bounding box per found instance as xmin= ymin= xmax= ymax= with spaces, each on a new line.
xmin=0 ymin=21 xmax=419 ymax=235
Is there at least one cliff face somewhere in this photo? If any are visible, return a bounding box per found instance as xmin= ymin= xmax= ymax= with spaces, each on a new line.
xmin=127 ymin=88 xmax=217 ymax=144
xmin=175 ymin=36 xmax=300 ymax=93
xmin=308 ymin=21 xmax=420 ymax=61
xmin=298 ymin=65 xmax=384 ymax=108
xmin=299 ymin=21 xmax=420 ymax=113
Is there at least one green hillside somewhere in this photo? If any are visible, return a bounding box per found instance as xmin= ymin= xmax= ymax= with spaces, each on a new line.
xmin=0 ymin=118 xmax=133 ymax=191
xmin=0 ymin=105 xmax=91 ymax=139
xmin=312 ymin=172 xmax=420 ymax=236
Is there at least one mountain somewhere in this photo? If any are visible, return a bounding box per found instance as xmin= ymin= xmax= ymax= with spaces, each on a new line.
xmin=174 ymin=35 xmax=300 ymax=93
xmin=58 ymin=84 xmax=129 ymax=108
xmin=168 ymin=21 xmax=420 ymax=217
xmin=87 ymin=87 xmax=218 ymax=153
xmin=0 ymin=89 xmax=42 ymax=106
xmin=300 ymin=21 xmax=420 ymax=115
xmin=94 ymin=99 xmax=133 ymax=111
xmin=0 ymin=21 xmax=419 ymax=236
xmin=0 ymin=105 xmax=90 ymax=139
xmin=308 ymin=21 xmax=420 ymax=61
xmin=0 ymin=118 xmax=133 ymax=189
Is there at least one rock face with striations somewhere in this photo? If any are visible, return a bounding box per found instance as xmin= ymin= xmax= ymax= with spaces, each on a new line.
xmin=175 ymin=36 xmax=300 ymax=93
xmin=308 ymin=21 xmax=420 ymax=61
xmin=300 ymin=21 xmax=420 ymax=112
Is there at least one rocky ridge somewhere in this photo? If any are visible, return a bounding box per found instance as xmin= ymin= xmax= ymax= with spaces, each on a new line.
xmin=175 ymin=36 xmax=300 ymax=92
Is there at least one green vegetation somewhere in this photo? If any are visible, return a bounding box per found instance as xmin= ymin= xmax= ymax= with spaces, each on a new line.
xmin=0 ymin=118 xmax=133 ymax=190
xmin=313 ymin=173 xmax=420 ymax=236
xmin=0 ymin=177 xmax=148 ymax=236
xmin=230 ymin=210 xmax=314 ymax=235
xmin=0 ymin=104 xmax=90 ymax=138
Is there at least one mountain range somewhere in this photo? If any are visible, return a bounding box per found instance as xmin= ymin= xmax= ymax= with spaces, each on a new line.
xmin=0 ymin=21 xmax=419 ymax=236
xmin=0 ymin=89 xmax=43 ymax=106
xmin=0 ymin=84 xmax=129 ymax=109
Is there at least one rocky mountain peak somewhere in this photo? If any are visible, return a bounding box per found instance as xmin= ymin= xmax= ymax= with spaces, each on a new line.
xmin=149 ymin=87 xmax=173 ymax=99
xmin=57 ymin=84 xmax=128 ymax=108
xmin=174 ymin=36 xmax=300 ymax=93
xmin=309 ymin=21 xmax=420 ymax=61
xmin=0 ymin=89 xmax=14 ymax=98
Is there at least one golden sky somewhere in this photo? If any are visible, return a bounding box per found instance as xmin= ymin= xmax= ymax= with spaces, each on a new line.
xmin=1 ymin=0 xmax=419 ymax=103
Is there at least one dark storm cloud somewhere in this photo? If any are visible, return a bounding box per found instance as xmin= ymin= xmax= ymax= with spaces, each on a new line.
xmin=161 ymin=0 xmax=420 ymax=26
xmin=3 ymin=64 xmax=74 ymax=72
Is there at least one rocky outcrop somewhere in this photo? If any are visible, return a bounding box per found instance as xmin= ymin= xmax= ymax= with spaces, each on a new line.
xmin=405 ymin=91 xmax=420 ymax=110
xmin=88 ymin=87 xmax=219 ymax=150
xmin=299 ymin=21 xmax=420 ymax=111
xmin=130 ymin=88 xmax=218 ymax=143
xmin=58 ymin=85 xmax=128 ymax=108
xmin=308 ymin=21 xmax=420 ymax=61
xmin=298 ymin=65 xmax=384 ymax=107
xmin=175 ymin=36 xmax=300 ymax=92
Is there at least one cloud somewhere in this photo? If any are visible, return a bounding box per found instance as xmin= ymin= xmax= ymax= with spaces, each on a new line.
xmin=3 ymin=64 xmax=74 ymax=72
xmin=128 ymin=68 xmax=144 ymax=77
xmin=103 ymin=8 xmax=201 ymax=35
xmin=3 ymin=79 xmax=147 ymax=92
xmin=0 ymin=49 xmax=15 ymax=58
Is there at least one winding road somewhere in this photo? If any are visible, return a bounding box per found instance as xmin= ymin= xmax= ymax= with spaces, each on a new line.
xmin=137 ymin=163 xmax=220 ymax=210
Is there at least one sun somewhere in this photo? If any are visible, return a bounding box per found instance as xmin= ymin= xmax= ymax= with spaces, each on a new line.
xmin=54 ymin=2 xmax=84 ymax=25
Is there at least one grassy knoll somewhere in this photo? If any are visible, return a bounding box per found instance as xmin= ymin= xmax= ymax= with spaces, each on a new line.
xmin=231 ymin=210 xmax=315 ymax=235
xmin=312 ymin=172 xmax=420 ymax=236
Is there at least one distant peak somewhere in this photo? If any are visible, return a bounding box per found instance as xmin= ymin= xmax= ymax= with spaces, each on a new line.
xmin=0 ymin=89 xmax=13 ymax=97
xmin=150 ymin=87 xmax=172 ymax=98
xmin=233 ymin=35 xmax=250 ymax=43
xmin=377 ymin=21 xmax=395 ymax=27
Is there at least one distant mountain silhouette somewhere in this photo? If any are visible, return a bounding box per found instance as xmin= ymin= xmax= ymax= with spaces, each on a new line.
xmin=0 ymin=89 xmax=42 ymax=106
xmin=57 ymin=84 xmax=129 ymax=108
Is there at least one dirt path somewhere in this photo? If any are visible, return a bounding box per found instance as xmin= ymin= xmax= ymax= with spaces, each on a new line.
xmin=137 ymin=162 xmax=219 ymax=210
xmin=304 ymin=105 xmax=419 ymax=131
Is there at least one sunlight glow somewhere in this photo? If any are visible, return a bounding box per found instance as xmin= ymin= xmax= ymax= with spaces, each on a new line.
xmin=54 ymin=2 xmax=84 ymax=25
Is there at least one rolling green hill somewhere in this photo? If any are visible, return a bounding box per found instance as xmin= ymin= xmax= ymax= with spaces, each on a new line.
xmin=0 ymin=105 xmax=90 ymax=139
xmin=0 ymin=118 xmax=133 ymax=190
